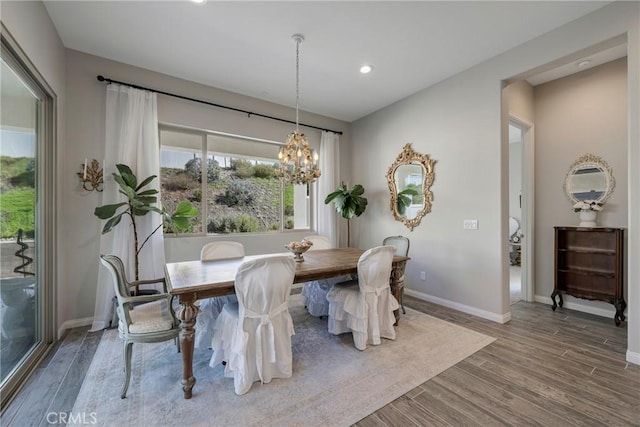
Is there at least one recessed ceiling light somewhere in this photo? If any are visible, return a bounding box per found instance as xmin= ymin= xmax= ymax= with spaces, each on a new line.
xmin=191 ymin=0 xmax=207 ymax=4
xmin=577 ymin=60 xmax=591 ymax=68
xmin=360 ymin=64 xmax=373 ymax=74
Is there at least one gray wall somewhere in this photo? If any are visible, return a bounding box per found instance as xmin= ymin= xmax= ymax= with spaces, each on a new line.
xmin=350 ymin=2 xmax=639 ymax=360
xmin=534 ymin=58 xmax=628 ymax=311
xmin=64 ymin=49 xmax=351 ymax=323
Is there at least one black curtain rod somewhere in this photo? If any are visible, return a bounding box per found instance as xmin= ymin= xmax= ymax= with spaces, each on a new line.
xmin=96 ymin=75 xmax=343 ymax=135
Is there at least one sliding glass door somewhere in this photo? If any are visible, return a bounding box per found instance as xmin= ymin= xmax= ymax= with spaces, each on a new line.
xmin=1 ymin=29 xmax=55 ymax=409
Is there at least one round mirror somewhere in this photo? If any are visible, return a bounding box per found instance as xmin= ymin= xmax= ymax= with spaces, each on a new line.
xmin=563 ymin=153 xmax=615 ymax=205
xmin=386 ymin=143 xmax=436 ymax=230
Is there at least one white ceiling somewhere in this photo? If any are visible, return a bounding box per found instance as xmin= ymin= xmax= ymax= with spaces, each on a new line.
xmin=43 ymin=1 xmax=611 ymax=122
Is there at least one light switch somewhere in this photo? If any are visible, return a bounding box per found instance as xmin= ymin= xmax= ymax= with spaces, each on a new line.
xmin=463 ymin=219 xmax=479 ymax=230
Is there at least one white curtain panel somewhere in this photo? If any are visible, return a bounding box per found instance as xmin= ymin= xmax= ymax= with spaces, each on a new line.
xmin=90 ymin=85 xmax=164 ymax=331
xmin=317 ymin=131 xmax=340 ymax=247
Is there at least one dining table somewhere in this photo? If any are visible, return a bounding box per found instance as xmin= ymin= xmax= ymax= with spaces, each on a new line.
xmin=165 ymin=247 xmax=409 ymax=399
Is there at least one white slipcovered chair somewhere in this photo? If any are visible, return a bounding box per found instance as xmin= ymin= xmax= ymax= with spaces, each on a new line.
xmin=382 ymin=235 xmax=410 ymax=314
xmin=100 ymin=254 xmax=180 ymax=399
xmin=195 ymin=241 xmax=245 ymax=349
xmin=300 ymin=235 xmax=348 ymax=317
xmin=210 ymin=255 xmax=296 ymax=395
xmin=326 ymin=246 xmax=399 ymax=350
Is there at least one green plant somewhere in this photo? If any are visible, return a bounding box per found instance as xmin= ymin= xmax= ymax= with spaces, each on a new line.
xmin=162 ymin=172 xmax=197 ymax=191
xmin=252 ymin=163 xmax=275 ymax=179
xmin=215 ymin=180 xmax=257 ymax=206
xmin=207 ymin=214 xmax=260 ymax=234
xmin=230 ymin=158 xmax=253 ymax=179
xmin=396 ymin=186 xmax=419 ymax=215
xmin=95 ymin=164 xmax=199 ymax=280
xmin=324 ymin=182 xmax=368 ymax=247
xmin=184 ymin=157 xmax=220 ymax=182
xmin=0 ymin=188 xmax=35 ymax=238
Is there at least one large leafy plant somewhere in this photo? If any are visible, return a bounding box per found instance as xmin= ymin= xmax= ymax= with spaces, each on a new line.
xmin=95 ymin=164 xmax=198 ymax=281
xmin=324 ymin=183 xmax=368 ymax=247
xmin=396 ymin=186 xmax=420 ymax=215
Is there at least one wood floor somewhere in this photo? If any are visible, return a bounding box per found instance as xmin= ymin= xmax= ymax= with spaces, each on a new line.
xmin=2 ymin=297 xmax=638 ymax=426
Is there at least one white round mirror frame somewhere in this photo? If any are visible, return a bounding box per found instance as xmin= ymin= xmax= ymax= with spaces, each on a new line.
xmin=563 ymin=153 xmax=615 ymax=205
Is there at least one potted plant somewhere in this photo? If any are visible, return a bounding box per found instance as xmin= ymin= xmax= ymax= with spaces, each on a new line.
xmin=396 ymin=186 xmax=420 ymax=215
xmin=324 ymin=182 xmax=368 ymax=247
xmin=95 ymin=164 xmax=199 ymax=281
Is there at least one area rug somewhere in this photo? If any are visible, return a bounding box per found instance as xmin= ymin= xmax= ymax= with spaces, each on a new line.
xmin=71 ymin=295 xmax=495 ymax=427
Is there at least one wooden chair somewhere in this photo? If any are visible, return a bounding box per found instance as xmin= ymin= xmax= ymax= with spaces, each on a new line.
xmin=382 ymin=235 xmax=410 ymax=314
xmin=100 ymin=254 xmax=180 ymax=398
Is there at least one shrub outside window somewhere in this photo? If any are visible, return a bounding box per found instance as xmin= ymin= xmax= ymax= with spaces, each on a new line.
xmin=159 ymin=126 xmax=311 ymax=235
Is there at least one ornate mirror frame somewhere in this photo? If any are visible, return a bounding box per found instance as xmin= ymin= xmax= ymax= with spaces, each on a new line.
xmin=386 ymin=143 xmax=436 ymax=231
xmin=563 ymin=153 xmax=615 ymax=205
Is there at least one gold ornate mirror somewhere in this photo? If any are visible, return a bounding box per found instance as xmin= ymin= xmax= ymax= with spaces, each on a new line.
xmin=386 ymin=143 xmax=436 ymax=231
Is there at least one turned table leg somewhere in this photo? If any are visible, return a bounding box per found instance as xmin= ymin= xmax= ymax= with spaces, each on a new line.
xmin=390 ymin=259 xmax=408 ymax=325
xmin=175 ymin=296 xmax=200 ymax=399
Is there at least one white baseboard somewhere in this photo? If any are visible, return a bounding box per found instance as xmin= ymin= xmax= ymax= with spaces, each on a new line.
xmin=57 ymin=317 xmax=93 ymax=339
xmin=405 ymin=288 xmax=511 ymax=324
xmin=626 ymin=350 xmax=640 ymax=366
xmin=533 ymin=294 xmax=621 ymax=319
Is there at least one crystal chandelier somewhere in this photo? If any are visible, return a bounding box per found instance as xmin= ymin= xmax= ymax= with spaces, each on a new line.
xmin=276 ymin=34 xmax=321 ymax=185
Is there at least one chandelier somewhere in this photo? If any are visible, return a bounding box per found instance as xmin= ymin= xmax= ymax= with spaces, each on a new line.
xmin=276 ymin=34 xmax=321 ymax=185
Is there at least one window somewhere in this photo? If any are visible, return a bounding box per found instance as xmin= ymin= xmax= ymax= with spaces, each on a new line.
xmin=159 ymin=126 xmax=311 ymax=234
xmin=1 ymin=32 xmax=56 ymax=409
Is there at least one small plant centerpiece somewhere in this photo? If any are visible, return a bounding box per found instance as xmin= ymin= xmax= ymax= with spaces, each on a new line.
xmin=284 ymin=239 xmax=313 ymax=262
xmin=573 ymin=199 xmax=603 ymax=228
xmin=95 ymin=164 xmax=199 ymax=281
xmin=324 ymin=182 xmax=368 ymax=247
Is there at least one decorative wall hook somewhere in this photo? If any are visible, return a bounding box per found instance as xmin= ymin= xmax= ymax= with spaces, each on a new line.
xmin=77 ymin=158 xmax=104 ymax=192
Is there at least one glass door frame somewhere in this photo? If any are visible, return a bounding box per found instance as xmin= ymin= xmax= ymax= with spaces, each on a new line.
xmin=1 ymin=24 xmax=57 ymax=410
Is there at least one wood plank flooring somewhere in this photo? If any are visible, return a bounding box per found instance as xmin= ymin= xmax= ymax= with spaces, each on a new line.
xmin=357 ymin=297 xmax=639 ymax=427
xmin=2 ymin=297 xmax=638 ymax=426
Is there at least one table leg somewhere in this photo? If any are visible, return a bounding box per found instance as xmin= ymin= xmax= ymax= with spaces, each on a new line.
xmin=390 ymin=260 xmax=408 ymax=325
xmin=175 ymin=296 xmax=200 ymax=399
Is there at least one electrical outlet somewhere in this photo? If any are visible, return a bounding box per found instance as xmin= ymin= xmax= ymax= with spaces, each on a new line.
xmin=420 ymin=271 xmax=426 ymax=280
xmin=463 ymin=219 xmax=479 ymax=230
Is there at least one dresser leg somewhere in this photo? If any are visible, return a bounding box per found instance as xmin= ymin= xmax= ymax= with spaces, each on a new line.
xmin=551 ymin=291 xmax=558 ymax=311
xmin=614 ymin=298 xmax=626 ymax=326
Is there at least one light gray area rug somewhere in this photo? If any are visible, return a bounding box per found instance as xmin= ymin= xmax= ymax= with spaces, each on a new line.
xmin=72 ymin=295 xmax=495 ymax=427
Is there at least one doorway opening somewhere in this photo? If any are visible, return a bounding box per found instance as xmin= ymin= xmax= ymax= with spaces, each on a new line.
xmin=508 ymin=121 xmax=524 ymax=304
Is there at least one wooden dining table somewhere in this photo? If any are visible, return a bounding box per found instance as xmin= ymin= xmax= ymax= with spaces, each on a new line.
xmin=165 ymin=247 xmax=409 ymax=399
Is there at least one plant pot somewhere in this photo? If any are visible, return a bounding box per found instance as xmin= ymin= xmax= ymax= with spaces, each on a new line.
xmin=579 ymin=209 xmax=597 ymax=227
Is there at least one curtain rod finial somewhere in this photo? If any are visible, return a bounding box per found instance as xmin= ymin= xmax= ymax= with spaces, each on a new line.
xmin=97 ymin=75 xmax=105 ymax=82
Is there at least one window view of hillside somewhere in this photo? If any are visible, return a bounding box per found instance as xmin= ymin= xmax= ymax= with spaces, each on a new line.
xmin=160 ymin=127 xmax=310 ymax=234
xmin=0 ymin=155 xmax=35 ymax=239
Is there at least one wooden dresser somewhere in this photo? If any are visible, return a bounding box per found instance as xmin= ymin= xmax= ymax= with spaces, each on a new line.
xmin=551 ymin=227 xmax=625 ymax=325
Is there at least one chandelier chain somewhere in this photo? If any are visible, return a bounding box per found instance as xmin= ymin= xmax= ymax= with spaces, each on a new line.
xmin=295 ymin=38 xmax=300 ymax=132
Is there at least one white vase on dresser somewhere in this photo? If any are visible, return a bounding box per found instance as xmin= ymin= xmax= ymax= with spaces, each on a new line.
xmin=579 ymin=209 xmax=597 ymax=227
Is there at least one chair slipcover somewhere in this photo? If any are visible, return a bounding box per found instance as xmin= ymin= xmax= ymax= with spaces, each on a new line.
xmin=100 ymin=254 xmax=180 ymax=398
xmin=210 ymin=256 xmax=296 ymax=395
xmin=196 ymin=241 xmax=244 ymax=349
xmin=382 ymin=235 xmax=410 ymax=313
xmin=326 ymin=246 xmax=399 ymax=350
xmin=300 ymin=235 xmax=348 ymax=317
